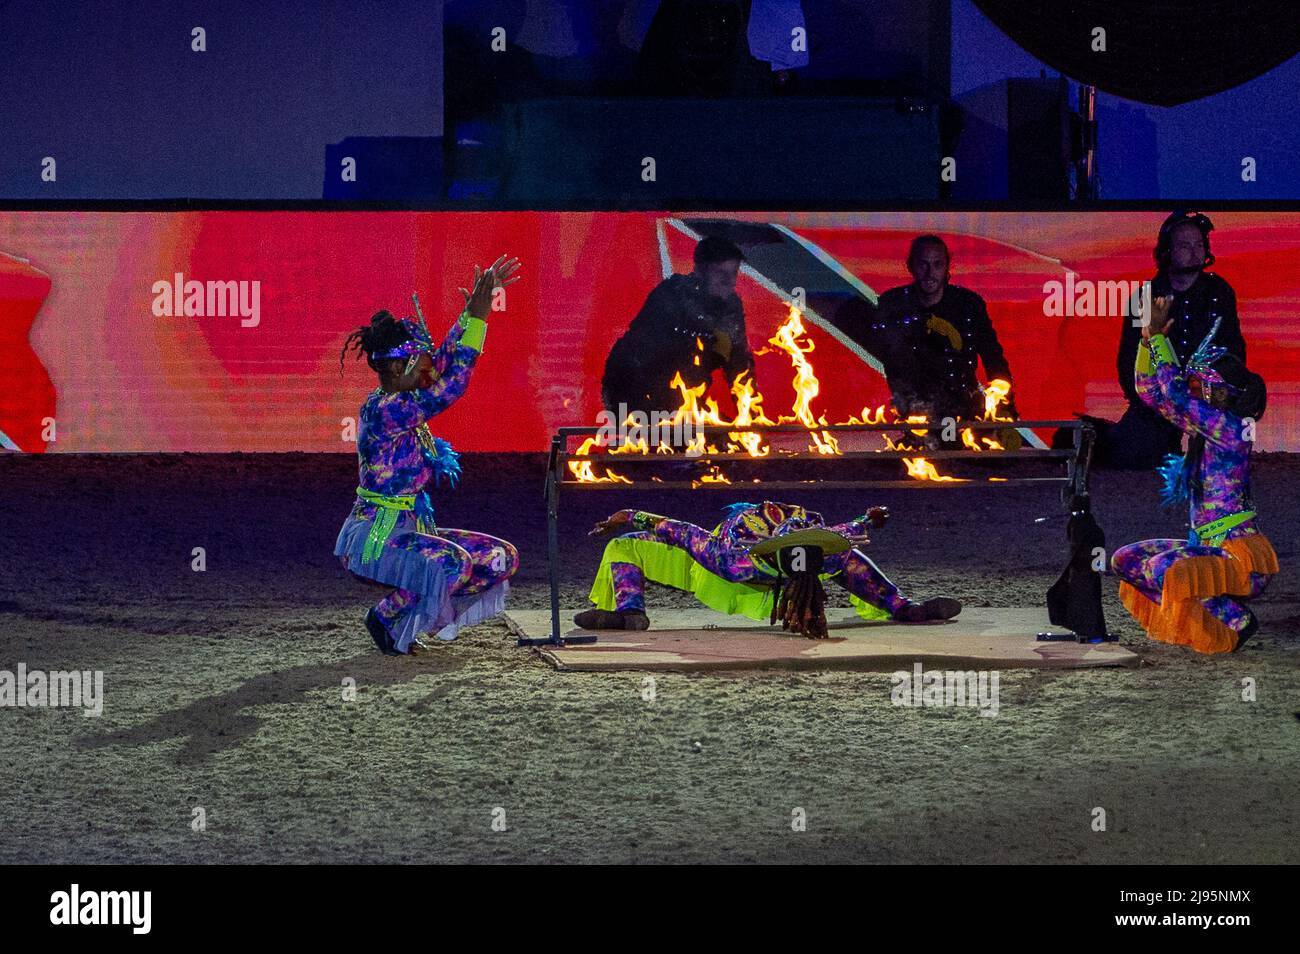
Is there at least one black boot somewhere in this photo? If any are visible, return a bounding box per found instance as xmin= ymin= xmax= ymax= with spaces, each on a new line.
xmin=365 ymin=609 xmax=400 ymax=655
xmin=1233 ymin=611 xmax=1260 ymax=652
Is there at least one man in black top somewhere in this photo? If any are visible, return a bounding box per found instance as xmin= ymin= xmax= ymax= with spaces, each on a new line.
xmin=1105 ymin=211 xmax=1247 ymax=469
xmin=602 ymin=235 xmax=755 ymax=421
xmin=867 ymin=235 xmax=1015 ymax=426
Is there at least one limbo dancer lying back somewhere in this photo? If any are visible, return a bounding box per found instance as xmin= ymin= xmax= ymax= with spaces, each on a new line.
xmin=575 ymin=500 xmax=961 ymax=638
xmin=1110 ymin=296 xmax=1278 ymax=654
xmin=334 ymin=256 xmax=522 ymax=655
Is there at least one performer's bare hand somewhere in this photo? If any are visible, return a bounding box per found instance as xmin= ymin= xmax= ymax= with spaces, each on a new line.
xmin=1143 ymin=295 xmax=1173 ymax=340
xmin=460 ymin=254 xmax=522 ymax=319
xmin=589 ymin=509 xmax=635 ymax=537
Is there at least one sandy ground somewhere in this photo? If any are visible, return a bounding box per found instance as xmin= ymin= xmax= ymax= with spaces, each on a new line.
xmin=0 ymin=451 xmax=1296 ymax=864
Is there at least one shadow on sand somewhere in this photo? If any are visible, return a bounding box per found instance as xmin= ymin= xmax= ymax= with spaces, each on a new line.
xmin=77 ymin=654 xmax=465 ymax=764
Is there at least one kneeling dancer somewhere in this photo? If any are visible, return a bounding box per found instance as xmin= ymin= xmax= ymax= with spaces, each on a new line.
xmin=1110 ymin=297 xmax=1278 ymax=653
xmin=576 ymin=500 xmax=961 ymax=638
xmin=334 ymin=257 xmax=521 ymax=654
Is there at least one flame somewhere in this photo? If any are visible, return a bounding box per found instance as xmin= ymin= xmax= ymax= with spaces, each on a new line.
xmin=904 ymin=413 xmax=930 ymax=438
xmin=692 ymin=465 xmax=732 ymax=488
xmin=900 ymin=456 xmax=960 ymax=482
xmin=768 ymin=305 xmax=839 ymax=454
xmin=566 ymin=438 xmax=632 ymax=484
xmin=983 ymin=378 xmax=1012 ymax=420
xmin=608 ymin=416 xmax=653 ymax=456
xmin=568 ymin=305 xmax=1008 ymax=485
xmin=882 ymin=418 xmax=965 ymax=483
xmin=847 ymin=404 xmax=889 ymax=425
xmin=727 ymin=371 xmax=774 ymax=457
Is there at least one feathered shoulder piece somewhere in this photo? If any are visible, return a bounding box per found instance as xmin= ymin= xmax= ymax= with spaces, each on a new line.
xmin=416 ymin=425 xmax=462 ymax=488
xmin=1157 ymin=452 xmax=1191 ymax=506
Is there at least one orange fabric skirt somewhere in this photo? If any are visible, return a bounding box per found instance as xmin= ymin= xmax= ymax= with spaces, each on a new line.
xmin=1120 ymin=533 xmax=1279 ymax=655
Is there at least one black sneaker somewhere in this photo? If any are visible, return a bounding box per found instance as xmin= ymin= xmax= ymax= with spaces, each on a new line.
xmin=574 ymin=608 xmax=651 ymax=630
xmin=365 ymin=608 xmax=400 ymax=655
xmin=622 ymin=610 xmax=651 ymax=631
xmin=894 ymin=597 xmax=963 ymax=623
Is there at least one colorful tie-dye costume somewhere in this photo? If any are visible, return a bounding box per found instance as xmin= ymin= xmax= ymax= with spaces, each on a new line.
xmin=588 ymin=500 xmax=921 ymax=622
xmin=1110 ymin=334 xmax=1278 ymax=654
xmin=334 ymin=311 xmax=518 ymax=652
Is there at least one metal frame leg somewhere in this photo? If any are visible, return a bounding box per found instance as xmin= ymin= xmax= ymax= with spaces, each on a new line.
xmin=517 ymin=434 xmax=596 ymax=647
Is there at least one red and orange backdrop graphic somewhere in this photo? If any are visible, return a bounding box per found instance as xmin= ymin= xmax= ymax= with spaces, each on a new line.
xmin=1 ymin=210 xmax=1297 ymax=453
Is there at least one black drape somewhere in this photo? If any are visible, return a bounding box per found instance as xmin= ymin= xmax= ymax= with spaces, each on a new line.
xmin=973 ymin=1 xmax=1300 ymax=106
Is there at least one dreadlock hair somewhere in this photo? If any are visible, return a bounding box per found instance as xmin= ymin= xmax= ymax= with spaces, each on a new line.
xmin=339 ymin=310 xmax=412 ymax=376
xmin=771 ymin=572 xmax=829 ymax=639
xmin=765 ymin=543 xmax=830 ymax=640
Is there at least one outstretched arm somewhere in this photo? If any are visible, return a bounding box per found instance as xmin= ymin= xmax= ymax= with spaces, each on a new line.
xmin=1136 ymin=296 xmax=1246 ymax=452
xmin=590 ymin=508 xmax=754 ymax=578
xmin=371 ymin=317 xmax=486 ymax=433
xmin=372 ymin=255 xmax=520 ymax=434
xmin=826 ymin=507 xmax=889 ymax=544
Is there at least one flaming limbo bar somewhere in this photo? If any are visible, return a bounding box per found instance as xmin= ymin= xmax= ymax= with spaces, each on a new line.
xmin=520 ymin=421 xmax=1097 ymax=648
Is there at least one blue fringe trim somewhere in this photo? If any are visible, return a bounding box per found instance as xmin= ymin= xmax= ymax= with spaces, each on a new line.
xmin=1157 ymin=452 xmax=1191 ymax=506
xmin=722 ymin=501 xmax=758 ymax=518
xmin=430 ymin=437 xmax=462 ymax=488
xmin=414 ymin=490 xmax=437 ymax=527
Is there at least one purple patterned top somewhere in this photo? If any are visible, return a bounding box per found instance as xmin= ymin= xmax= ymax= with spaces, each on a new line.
xmin=643 ymin=501 xmax=879 ymax=580
xmin=348 ymin=316 xmax=480 ymax=522
xmin=1136 ymin=342 xmax=1254 ymax=535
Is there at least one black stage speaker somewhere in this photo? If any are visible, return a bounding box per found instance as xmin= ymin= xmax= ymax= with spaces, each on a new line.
xmin=1006 ymin=78 xmax=1072 ymax=204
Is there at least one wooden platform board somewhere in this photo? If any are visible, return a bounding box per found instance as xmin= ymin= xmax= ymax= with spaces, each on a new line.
xmin=505 ymin=606 xmax=1139 ymax=672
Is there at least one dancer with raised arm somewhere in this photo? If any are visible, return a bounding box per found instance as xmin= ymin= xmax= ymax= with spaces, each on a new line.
xmin=1111 ymin=296 xmax=1277 ymax=653
xmin=335 ymin=256 xmax=522 ymax=654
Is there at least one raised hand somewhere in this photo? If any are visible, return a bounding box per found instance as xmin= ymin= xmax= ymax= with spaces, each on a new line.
xmin=460 ymin=254 xmax=522 ymax=319
xmin=589 ymin=509 xmax=636 ymax=537
xmin=1143 ymin=295 xmax=1173 ymax=340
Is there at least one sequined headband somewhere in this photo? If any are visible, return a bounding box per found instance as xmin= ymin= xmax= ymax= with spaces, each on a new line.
xmin=373 ymin=294 xmax=434 ymax=373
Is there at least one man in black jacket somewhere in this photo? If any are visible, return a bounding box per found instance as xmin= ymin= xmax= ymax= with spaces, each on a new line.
xmin=866 ymin=235 xmax=1015 ymax=425
xmin=602 ymin=236 xmax=755 ymax=421
xmin=1105 ymin=211 xmax=1248 ymax=469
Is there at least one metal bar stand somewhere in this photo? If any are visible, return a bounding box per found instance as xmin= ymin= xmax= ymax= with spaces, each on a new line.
xmin=524 ymin=420 xmax=1103 ymax=650
xmin=516 ymin=434 xmax=598 ymax=647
